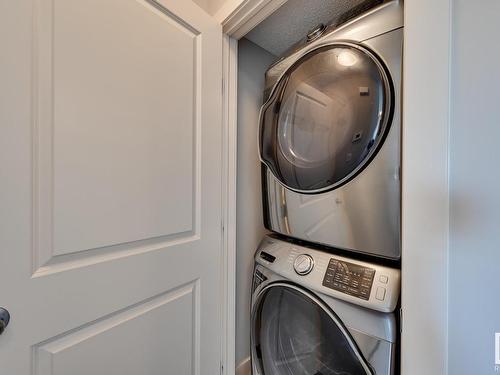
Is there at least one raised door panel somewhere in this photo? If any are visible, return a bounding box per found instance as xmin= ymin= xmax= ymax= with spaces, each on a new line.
xmin=35 ymin=0 xmax=202 ymax=271
xmin=34 ymin=283 xmax=197 ymax=375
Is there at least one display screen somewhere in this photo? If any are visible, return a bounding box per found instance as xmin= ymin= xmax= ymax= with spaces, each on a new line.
xmin=322 ymin=258 xmax=375 ymax=300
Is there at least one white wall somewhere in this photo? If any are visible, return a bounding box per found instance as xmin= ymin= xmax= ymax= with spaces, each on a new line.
xmin=448 ymin=1 xmax=500 ymax=374
xmin=236 ymin=38 xmax=276 ymax=368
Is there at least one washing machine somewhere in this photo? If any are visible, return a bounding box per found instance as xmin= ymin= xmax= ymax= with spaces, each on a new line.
xmin=259 ymin=0 xmax=403 ymax=260
xmin=251 ymin=236 xmax=400 ymax=375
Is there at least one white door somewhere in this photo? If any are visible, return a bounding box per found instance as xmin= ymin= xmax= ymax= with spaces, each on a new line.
xmin=0 ymin=0 xmax=222 ymax=374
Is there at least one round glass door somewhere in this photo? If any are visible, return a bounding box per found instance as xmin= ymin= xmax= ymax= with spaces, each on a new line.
xmin=252 ymin=284 xmax=373 ymax=375
xmin=260 ymin=43 xmax=392 ymax=193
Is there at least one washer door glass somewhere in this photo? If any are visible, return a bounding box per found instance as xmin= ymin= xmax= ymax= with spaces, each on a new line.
xmin=253 ymin=284 xmax=373 ymax=375
xmin=260 ymin=44 xmax=391 ymax=192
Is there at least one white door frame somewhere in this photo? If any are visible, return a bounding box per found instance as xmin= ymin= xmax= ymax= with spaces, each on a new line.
xmin=218 ymin=1 xmax=451 ymax=374
xmin=220 ymin=33 xmax=238 ymax=375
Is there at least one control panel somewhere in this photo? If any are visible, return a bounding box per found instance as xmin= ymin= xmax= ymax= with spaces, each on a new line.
xmin=255 ymin=236 xmax=401 ymax=312
xmin=323 ymin=259 xmax=375 ymax=300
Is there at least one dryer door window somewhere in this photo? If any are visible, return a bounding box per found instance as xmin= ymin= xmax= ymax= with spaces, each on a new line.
xmin=252 ymin=284 xmax=374 ymax=375
xmin=260 ymin=44 xmax=392 ymax=193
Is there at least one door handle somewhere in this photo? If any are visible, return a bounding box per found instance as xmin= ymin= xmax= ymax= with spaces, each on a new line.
xmin=0 ymin=307 xmax=10 ymax=335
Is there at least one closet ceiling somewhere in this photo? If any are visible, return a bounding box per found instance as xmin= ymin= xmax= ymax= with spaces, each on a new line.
xmin=245 ymin=0 xmax=369 ymax=57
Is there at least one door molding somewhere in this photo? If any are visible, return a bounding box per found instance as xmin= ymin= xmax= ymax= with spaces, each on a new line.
xmin=220 ymin=33 xmax=238 ymax=375
xmin=219 ymin=0 xmax=451 ymax=374
xmin=401 ymin=1 xmax=451 ymax=374
xmin=215 ymin=0 xmax=287 ymax=39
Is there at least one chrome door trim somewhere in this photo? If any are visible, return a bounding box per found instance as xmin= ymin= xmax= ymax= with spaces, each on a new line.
xmin=258 ymin=41 xmax=394 ymax=194
xmin=251 ymin=281 xmax=375 ymax=375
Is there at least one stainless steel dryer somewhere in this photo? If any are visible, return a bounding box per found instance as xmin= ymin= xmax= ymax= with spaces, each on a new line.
xmin=251 ymin=236 xmax=400 ymax=375
xmin=260 ymin=1 xmax=403 ymax=260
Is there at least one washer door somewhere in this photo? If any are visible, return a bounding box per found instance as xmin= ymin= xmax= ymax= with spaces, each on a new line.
xmin=252 ymin=283 xmax=374 ymax=375
xmin=260 ymin=43 xmax=392 ymax=193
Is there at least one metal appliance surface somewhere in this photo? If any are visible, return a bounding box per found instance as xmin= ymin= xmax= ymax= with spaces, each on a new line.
xmin=251 ymin=236 xmax=399 ymax=375
xmin=260 ymin=0 xmax=403 ymax=260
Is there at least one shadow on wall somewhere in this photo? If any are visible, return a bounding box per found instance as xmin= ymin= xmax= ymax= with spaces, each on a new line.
xmin=235 ymin=38 xmax=276 ymax=370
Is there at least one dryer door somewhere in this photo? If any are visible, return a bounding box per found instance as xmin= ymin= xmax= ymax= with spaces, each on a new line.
xmin=252 ymin=283 xmax=374 ymax=375
xmin=260 ymin=43 xmax=392 ymax=193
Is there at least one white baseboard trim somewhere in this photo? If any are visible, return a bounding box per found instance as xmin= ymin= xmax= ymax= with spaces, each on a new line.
xmin=236 ymin=357 xmax=251 ymax=375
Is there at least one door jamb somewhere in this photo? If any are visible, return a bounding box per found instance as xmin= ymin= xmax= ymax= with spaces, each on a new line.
xmin=218 ymin=1 xmax=452 ymax=374
xmin=220 ymin=33 xmax=238 ymax=375
xmin=219 ymin=3 xmax=289 ymax=375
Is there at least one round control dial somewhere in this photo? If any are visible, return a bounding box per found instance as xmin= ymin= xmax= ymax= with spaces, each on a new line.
xmin=293 ymin=254 xmax=314 ymax=275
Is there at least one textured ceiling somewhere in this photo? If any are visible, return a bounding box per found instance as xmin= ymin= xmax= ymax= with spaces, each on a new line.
xmin=244 ymin=0 xmax=368 ymax=57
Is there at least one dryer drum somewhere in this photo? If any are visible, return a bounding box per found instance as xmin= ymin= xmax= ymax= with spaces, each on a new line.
xmin=251 ymin=283 xmax=374 ymax=375
xmin=259 ymin=43 xmax=393 ymax=194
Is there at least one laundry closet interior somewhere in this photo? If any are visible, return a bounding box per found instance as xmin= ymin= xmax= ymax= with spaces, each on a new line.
xmin=233 ymin=0 xmax=403 ymax=374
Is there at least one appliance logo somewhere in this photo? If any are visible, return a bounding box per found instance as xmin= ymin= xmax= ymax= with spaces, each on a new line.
xmin=496 ymin=333 xmax=500 ymax=372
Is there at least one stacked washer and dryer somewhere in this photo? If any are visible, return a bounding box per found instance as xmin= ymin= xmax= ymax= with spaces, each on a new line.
xmin=251 ymin=1 xmax=403 ymax=374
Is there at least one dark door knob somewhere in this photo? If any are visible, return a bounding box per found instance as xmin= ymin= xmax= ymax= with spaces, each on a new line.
xmin=0 ymin=307 xmax=10 ymax=335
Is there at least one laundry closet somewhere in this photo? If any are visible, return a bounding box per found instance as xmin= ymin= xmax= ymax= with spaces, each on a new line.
xmin=235 ymin=1 xmax=402 ymax=374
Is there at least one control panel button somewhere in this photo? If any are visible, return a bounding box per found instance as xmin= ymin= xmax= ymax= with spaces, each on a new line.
xmin=376 ymin=287 xmax=386 ymax=301
xmin=293 ymin=254 xmax=314 ymax=275
xmin=379 ymin=275 xmax=388 ymax=284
